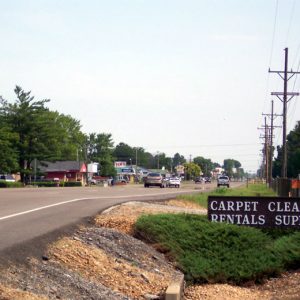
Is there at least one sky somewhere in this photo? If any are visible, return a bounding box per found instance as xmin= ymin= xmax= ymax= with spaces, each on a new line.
xmin=0 ymin=0 xmax=300 ymax=173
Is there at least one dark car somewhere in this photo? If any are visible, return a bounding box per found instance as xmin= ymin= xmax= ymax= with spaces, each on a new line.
xmin=204 ymin=177 xmax=211 ymax=183
xmin=195 ymin=176 xmax=205 ymax=183
xmin=144 ymin=172 xmax=166 ymax=188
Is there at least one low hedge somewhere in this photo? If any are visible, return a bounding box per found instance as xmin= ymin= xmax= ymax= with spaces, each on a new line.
xmin=0 ymin=181 xmax=23 ymax=188
xmin=134 ymin=213 xmax=299 ymax=284
xmin=28 ymin=181 xmax=82 ymax=187
xmin=63 ymin=181 xmax=82 ymax=187
xmin=30 ymin=181 xmax=58 ymax=187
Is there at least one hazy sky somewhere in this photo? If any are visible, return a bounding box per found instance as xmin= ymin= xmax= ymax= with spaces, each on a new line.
xmin=1 ymin=0 xmax=300 ymax=172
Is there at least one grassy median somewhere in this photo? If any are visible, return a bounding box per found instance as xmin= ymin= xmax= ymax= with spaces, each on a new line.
xmin=178 ymin=183 xmax=276 ymax=209
xmin=135 ymin=184 xmax=300 ymax=284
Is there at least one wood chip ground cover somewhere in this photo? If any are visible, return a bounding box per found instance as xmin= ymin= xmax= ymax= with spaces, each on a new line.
xmin=1 ymin=198 xmax=300 ymax=299
xmin=0 ymin=283 xmax=47 ymax=300
xmin=48 ymin=237 xmax=173 ymax=299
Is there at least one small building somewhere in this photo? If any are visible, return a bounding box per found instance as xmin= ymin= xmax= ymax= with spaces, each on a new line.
xmin=115 ymin=165 xmax=136 ymax=183
xmin=38 ymin=161 xmax=87 ymax=185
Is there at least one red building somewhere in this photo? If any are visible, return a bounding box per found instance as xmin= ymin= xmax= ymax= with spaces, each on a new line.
xmin=39 ymin=161 xmax=87 ymax=185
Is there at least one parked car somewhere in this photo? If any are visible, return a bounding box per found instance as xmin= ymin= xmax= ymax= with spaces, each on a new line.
xmin=195 ymin=176 xmax=205 ymax=183
xmin=204 ymin=177 xmax=212 ymax=183
xmin=217 ymin=175 xmax=230 ymax=188
xmin=144 ymin=172 xmax=166 ymax=188
xmin=88 ymin=178 xmax=98 ymax=185
xmin=167 ymin=177 xmax=181 ymax=188
xmin=115 ymin=175 xmax=128 ymax=184
xmin=0 ymin=174 xmax=16 ymax=182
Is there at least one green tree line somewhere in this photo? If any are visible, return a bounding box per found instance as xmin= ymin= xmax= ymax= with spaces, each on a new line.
xmin=0 ymin=87 xmax=245 ymax=182
xmin=272 ymin=121 xmax=300 ymax=178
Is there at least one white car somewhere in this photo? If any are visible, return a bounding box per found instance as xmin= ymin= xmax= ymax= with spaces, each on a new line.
xmin=167 ymin=177 xmax=181 ymax=188
xmin=217 ymin=175 xmax=230 ymax=188
xmin=0 ymin=174 xmax=16 ymax=182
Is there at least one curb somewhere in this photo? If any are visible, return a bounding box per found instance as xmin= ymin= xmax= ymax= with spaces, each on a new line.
xmin=165 ymin=274 xmax=185 ymax=300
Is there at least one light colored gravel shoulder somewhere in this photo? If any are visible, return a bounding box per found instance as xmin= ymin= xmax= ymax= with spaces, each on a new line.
xmin=1 ymin=198 xmax=300 ymax=300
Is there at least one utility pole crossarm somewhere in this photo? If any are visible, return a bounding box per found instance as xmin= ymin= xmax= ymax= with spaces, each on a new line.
xmin=268 ymin=48 xmax=300 ymax=178
xmin=271 ymin=92 xmax=299 ymax=103
xmin=268 ymin=69 xmax=300 ymax=81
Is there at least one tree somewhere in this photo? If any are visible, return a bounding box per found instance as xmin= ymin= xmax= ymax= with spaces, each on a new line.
xmin=135 ymin=148 xmax=155 ymax=169
xmin=173 ymin=153 xmax=186 ymax=166
xmin=86 ymin=133 xmax=115 ymax=176
xmin=55 ymin=113 xmax=85 ymax=161
xmin=273 ymin=121 xmax=300 ymax=178
xmin=193 ymin=156 xmax=214 ymax=176
xmin=223 ymin=159 xmax=242 ymax=178
xmin=0 ymin=86 xmax=85 ymax=181
xmin=113 ymin=142 xmax=134 ymax=165
xmin=183 ymin=162 xmax=201 ymax=180
xmin=0 ymin=87 xmax=50 ymax=181
xmin=0 ymin=122 xmax=18 ymax=173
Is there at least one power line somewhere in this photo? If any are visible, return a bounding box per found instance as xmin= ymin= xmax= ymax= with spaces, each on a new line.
xmin=260 ymin=0 xmax=279 ymax=131
xmin=146 ymin=143 xmax=260 ymax=149
xmin=284 ymin=0 xmax=296 ymax=46
xmin=269 ymin=48 xmax=300 ymax=177
xmin=263 ymin=100 xmax=282 ymax=185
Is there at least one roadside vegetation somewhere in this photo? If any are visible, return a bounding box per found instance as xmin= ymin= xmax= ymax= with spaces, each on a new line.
xmin=0 ymin=181 xmax=23 ymax=188
xmin=135 ymin=184 xmax=299 ymax=285
xmin=178 ymin=183 xmax=276 ymax=209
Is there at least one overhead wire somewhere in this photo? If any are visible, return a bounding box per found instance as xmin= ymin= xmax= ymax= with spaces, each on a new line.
xmin=259 ymin=0 xmax=279 ymax=170
xmin=284 ymin=0 xmax=296 ymax=46
xmin=260 ymin=0 xmax=279 ymax=127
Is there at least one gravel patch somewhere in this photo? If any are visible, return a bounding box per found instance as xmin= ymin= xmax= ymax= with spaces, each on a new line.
xmin=1 ymin=199 xmax=300 ymax=299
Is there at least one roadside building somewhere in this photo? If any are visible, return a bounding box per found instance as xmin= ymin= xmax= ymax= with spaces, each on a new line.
xmin=115 ymin=164 xmax=135 ymax=183
xmin=38 ymin=161 xmax=87 ymax=185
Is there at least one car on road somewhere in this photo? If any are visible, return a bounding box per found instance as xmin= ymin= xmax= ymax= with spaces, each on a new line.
xmin=195 ymin=176 xmax=205 ymax=183
xmin=204 ymin=177 xmax=212 ymax=183
xmin=0 ymin=174 xmax=16 ymax=182
xmin=167 ymin=177 xmax=181 ymax=188
xmin=144 ymin=172 xmax=166 ymax=188
xmin=217 ymin=175 xmax=230 ymax=188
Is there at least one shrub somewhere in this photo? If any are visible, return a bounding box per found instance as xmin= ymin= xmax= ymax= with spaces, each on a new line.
xmin=273 ymin=232 xmax=300 ymax=269
xmin=30 ymin=181 xmax=58 ymax=187
xmin=64 ymin=181 xmax=82 ymax=187
xmin=0 ymin=181 xmax=23 ymax=188
xmin=135 ymin=214 xmax=282 ymax=284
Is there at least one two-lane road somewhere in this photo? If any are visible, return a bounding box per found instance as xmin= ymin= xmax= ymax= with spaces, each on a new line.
xmin=0 ymin=182 xmax=242 ymax=258
xmin=0 ymin=184 xmax=197 ymax=253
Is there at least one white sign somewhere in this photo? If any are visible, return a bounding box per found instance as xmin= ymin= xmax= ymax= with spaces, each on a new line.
xmin=114 ymin=161 xmax=127 ymax=168
xmin=88 ymin=163 xmax=98 ymax=173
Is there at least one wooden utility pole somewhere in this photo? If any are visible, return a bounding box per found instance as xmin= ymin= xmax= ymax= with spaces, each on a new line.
xmin=265 ymin=117 xmax=269 ymax=184
xmin=262 ymin=100 xmax=282 ymax=186
xmin=269 ymin=48 xmax=300 ymax=178
xmin=258 ymin=117 xmax=270 ymax=184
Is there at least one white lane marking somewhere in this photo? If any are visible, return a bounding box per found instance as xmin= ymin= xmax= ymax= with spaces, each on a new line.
xmin=0 ymin=189 xmax=197 ymax=221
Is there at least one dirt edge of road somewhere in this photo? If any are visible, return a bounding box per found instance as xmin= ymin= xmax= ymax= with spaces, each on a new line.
xmin=1 ymin=198 xmax=300 ymax=299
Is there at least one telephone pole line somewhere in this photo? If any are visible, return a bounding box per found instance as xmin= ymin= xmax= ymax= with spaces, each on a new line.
xmin=269 ymin=48 xmax=300 ymax=178
xmin=258 ymin=117 xmax=271 ymax=183
xmin=262 ymin=100 xmax=282 ymax=186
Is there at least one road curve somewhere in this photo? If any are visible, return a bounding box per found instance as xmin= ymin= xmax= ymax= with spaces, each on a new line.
xmin=0 ymin=182 xmax=242 ymax=261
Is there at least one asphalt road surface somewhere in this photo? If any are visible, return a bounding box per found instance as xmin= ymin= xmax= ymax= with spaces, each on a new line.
xmin=0 ymin=182 xmax=242 ymax=261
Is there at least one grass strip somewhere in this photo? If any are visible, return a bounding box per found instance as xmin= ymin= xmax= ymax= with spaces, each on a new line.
xmin=178 ymin=184 xmax=276 ymax=209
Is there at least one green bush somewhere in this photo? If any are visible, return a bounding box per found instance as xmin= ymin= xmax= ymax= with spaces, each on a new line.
xmin=273 ymin=232 xmax=300 ymax=269
xmin=0 ymin=181 xmax=23 ymax=188
xmin=135 ymin=214 xmax=283 ymax=284
xmin=64 ymin=181 xmax=82 ymax=187
xmin=30 ymin=181 xmax=58 ymax=187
